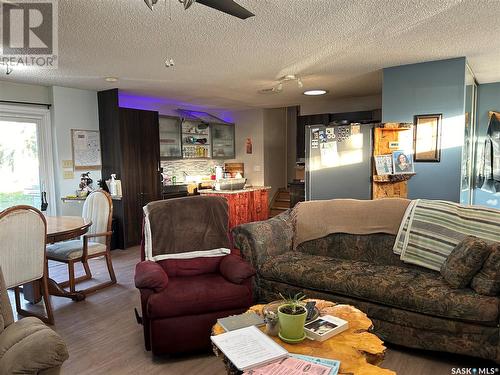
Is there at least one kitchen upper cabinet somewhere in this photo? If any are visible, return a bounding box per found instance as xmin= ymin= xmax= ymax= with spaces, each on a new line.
xmin=212 ymin=123 xmax=235 ymax=159
xmin=177 ymin=109 xmax=235 ymax=160
xmin=182 ymin=120 xmax=212 ymax=159
xmin=98 ymin=89 xmax=161 ymax=248
xmin=159 ymin=116 xmax=182 ymax=160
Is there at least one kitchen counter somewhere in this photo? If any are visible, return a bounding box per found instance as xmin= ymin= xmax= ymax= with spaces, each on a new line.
xmin=198 ymin=186 xmax=271 ymax=228
xmin=198 ymin=186 xmax=271 ymax=195
xmin=61 ymin=195 xmax=122 ymax=202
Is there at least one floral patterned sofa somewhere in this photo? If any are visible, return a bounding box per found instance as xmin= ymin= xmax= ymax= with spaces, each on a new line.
xmin=232 ymin=211 xmax=500 ymax=362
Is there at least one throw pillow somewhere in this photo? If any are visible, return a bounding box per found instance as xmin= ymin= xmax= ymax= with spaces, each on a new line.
xmin=471 ymin=242 xmax=500 ymax=296
xmin=440 ymin=236 xmax=490 ymax=288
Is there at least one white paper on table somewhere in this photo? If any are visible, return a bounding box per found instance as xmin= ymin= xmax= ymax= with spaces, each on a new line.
xmin=211 ymin=326 xmax=288 ymax=371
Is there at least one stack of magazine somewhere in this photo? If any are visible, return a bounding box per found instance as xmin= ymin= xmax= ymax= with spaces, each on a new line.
xmin=211 ymin=326 xmax=340 ymax=375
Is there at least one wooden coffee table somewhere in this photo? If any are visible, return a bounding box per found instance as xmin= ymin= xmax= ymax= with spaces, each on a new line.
xmin=212 ymin=299 xmax=395 ymax=375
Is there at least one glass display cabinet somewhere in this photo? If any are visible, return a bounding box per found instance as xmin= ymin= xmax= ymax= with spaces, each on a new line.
xmin=177 ymin=109 xmax=235 ymax=160
xmin=212 ymin=123 xmax=235 ymax=159
xmin=159 ymin=116 xmax=182 ymax=160
xmin=181 ymin=120 xmax=212 ymax=159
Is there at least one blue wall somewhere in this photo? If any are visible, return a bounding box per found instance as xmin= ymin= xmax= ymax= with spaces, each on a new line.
xmin=382 ymin=58 xmax=466 ymax=202
xmin=473 ymin=82 xmax=500 ymax=209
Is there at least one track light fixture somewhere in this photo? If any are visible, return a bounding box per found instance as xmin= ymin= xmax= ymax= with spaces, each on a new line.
xmin=144 ymin=0 xmax=159 ymax=10
xmin=165 ymin=58 xmax=175 ymax=67
xmin=179 ymin=0 xmax=196 ymax=9
xmin=260 ymin=75 xmax=304 ymax=94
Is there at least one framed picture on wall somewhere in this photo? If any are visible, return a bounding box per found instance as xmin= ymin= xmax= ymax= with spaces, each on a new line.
xmin=374 ymin=155 xmax=393 ymax=175
xmin=413 ymin=114 xmax=442 ymax=162
xmin=392 ymin=150 xmax=415 ymax=174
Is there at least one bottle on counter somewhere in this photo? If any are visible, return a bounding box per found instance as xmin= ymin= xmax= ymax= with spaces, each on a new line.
xmin=109 ymin=174 xmax=118 ymax=196
xmin=215 ymin=166 xmax=224 ymax=180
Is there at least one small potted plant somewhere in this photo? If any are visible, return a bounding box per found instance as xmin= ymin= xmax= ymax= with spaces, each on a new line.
xmin=277 ymin=292 xmax=307 ymax=343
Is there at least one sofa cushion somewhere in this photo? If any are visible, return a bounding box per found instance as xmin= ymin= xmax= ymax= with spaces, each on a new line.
xmin=46 ymin=240 xmax=106 ymax=260
xmin=146 ymin=273 xmax=252 ymax=319
xmin=260 ymin=252 xmax=499 ymax=324
xmin=471 ymin=242 xmax=500 ymax=296
xmin=0 ymin=317 xmax=68 ymax=374
xmin=440 ymin=236 xmax=490 ymax=288
xmin=158 ymin=256 xmax=223 ymax=277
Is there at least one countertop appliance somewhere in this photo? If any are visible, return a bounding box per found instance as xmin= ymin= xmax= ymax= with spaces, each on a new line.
xmin=305 ymin=123 xmax=374 ymax=201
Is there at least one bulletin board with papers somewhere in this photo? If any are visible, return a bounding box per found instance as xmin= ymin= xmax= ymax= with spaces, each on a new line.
xmin=71 ymin=129 xmax=102 ymax=170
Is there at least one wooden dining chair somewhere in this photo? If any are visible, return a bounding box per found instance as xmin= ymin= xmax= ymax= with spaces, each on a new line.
xmin=0 ymin=205 xmax=54 ymax=324
xmin=46 ymin=190 xmax=116 ymax=295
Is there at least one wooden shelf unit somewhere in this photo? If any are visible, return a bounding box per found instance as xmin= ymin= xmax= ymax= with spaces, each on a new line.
xmin=372 ymin=123 xmax=414 ymax=199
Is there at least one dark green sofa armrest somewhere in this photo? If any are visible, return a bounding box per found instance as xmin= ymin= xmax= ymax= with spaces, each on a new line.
xmin=232 ymin=210 xmax=294 ymax=268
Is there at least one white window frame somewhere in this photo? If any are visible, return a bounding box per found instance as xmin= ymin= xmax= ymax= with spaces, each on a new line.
xmin=0 ymin=103 xmax=57 ymax=216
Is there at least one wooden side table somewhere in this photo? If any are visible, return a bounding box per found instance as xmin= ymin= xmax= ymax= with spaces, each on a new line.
xmin=212 ymin=300 xmax=395 ymax=375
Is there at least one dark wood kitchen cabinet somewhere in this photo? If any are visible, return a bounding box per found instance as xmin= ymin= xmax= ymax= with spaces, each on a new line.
xmin=98 ymin=89 xmax=161 ymax=248
xmin=296 ymin=113 xmax=329 ymax=161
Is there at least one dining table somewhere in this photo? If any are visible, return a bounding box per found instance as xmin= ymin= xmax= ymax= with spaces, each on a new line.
xmin=24 ymin=216 xmax=92 ymax=304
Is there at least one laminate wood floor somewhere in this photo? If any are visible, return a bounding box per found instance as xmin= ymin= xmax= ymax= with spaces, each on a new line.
xmin=14 ymin=247 xmax=496 ymax=375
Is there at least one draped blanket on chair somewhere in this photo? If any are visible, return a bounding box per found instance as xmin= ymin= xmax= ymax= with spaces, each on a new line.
xmin=143 ymin=196 xmax=231 ymax=262
xmin=394 ymin=199 xmax=500 ymax=270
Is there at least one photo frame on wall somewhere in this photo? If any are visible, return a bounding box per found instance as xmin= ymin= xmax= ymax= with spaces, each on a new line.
xmin=392 ymin=150 xmax=415 ymax=174
xmin=374 ymin=155 xmax=393 ymax=175
xmin=413 ymin=114 xmax=442 ymax=162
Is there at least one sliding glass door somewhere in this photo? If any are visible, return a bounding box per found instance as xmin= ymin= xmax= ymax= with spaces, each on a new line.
xmin=0 ymin=119 xmax=41 ymax=210
xmin=0 ymin=104 xmax=56 ymax=215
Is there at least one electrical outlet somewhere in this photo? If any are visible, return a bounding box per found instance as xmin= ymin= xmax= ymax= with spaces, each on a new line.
xmin=62 ymin=160 xmax=73 ymax=169
xmin=253 ymin=165 xmax=261 ymax=172
xmin=63 ymin=171 xmax=74 ymax=179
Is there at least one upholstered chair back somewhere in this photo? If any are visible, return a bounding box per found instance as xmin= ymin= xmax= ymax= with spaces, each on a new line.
xmin=0 ymin=267 xmax=14 ymax=331
xmin=82 ymin=191 xmax=112 ymax=245
xmin=0 ymin=206 xmax=46 ymax=289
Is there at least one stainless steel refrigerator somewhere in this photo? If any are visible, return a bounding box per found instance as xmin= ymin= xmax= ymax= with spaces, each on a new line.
xmin=305 ymin=123 xmax=374 ymax=200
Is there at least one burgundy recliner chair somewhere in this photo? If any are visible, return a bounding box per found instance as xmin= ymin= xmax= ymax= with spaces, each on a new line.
xmin=134 ymin=196 xmax=256 ymax=355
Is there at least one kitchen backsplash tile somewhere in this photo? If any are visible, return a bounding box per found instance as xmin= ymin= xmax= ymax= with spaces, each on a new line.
xmin=161 ymin=159 xmax=224 ymax=181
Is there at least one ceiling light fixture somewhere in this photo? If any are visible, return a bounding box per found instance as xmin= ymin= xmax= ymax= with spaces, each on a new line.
xmin=260 ymin=75 xmax=304 ymax=94
xmin=165 ymin=58 xmax=175 ymax=67
xmin=303 ymin=89 xmax=328 ymax=96
xmin=105 ymin=77 xmax=119 ymax=82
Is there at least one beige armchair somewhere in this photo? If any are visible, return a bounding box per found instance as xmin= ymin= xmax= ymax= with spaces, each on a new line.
xmin=0 ymin=266 xmax=68 ymax=374
xmin=0 ymin=206 xmax=53 ymax=324
xmin=46 ymin=190 xmax=116 ymax=295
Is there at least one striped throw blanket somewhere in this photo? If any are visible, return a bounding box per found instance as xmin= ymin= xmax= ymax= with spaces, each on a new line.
xmin=394 ymin=199 xmax=500 ymax=271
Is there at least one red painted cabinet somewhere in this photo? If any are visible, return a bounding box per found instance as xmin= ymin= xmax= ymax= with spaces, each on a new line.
xmin=201 ymin=188 xmax=269 ymax=229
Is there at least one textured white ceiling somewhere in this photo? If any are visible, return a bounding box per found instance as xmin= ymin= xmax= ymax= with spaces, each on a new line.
xmin=2 ymin=0 xmax=500 ymax=110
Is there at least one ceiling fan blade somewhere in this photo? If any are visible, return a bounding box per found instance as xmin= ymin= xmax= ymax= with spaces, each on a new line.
xmin=144 ymin=0 xmax=153 ymax=10
xmin=196 ymin=0 xmax=254 ymax=19
xmin=144 ymin=0 xmax=159 ymax=11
